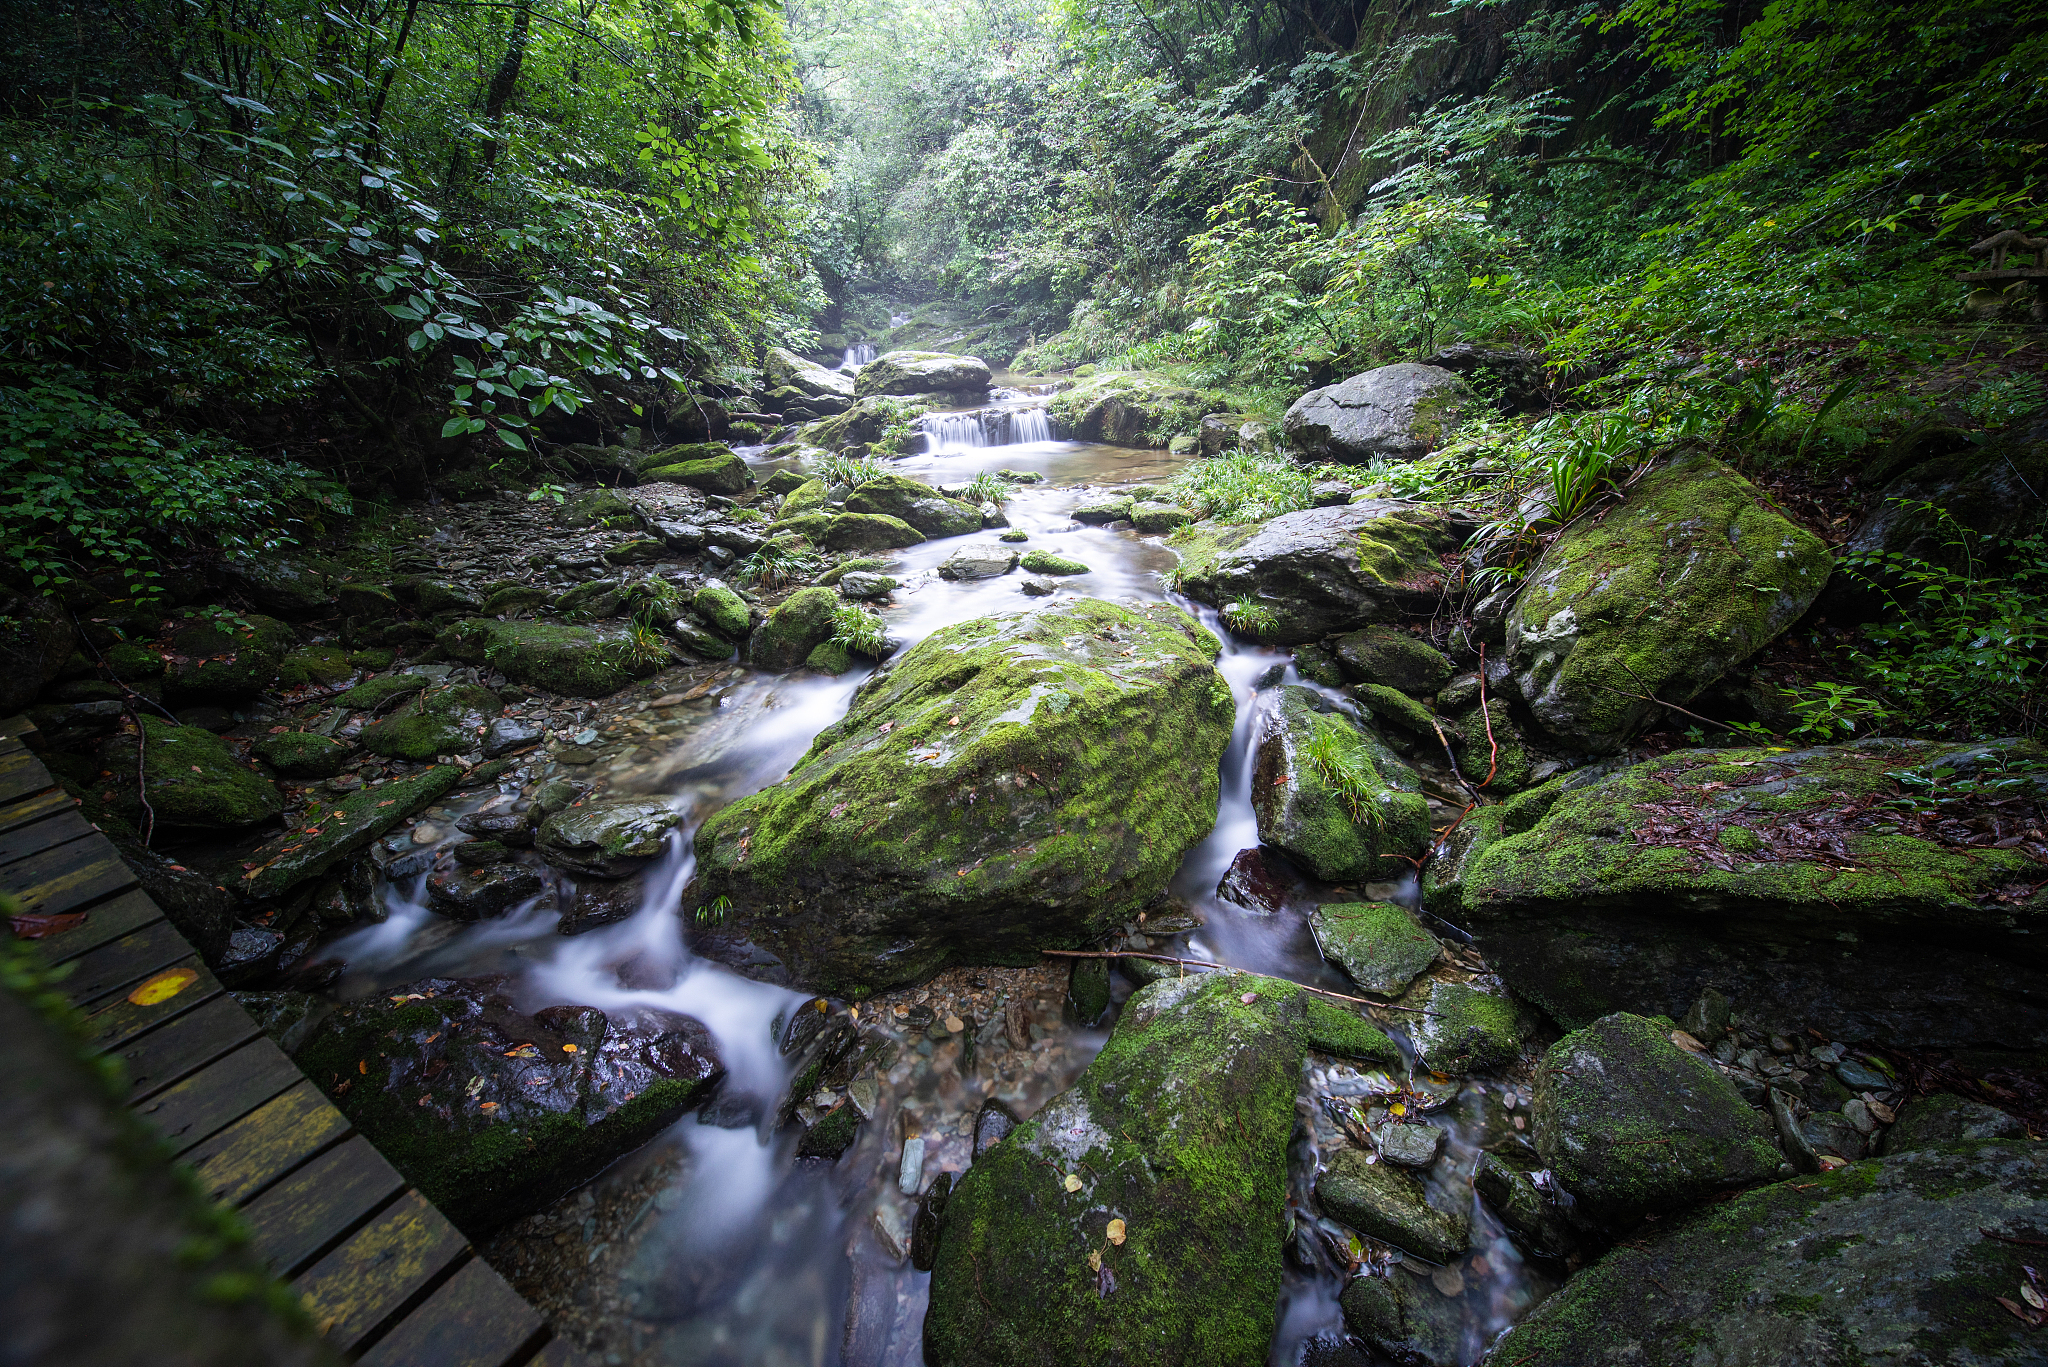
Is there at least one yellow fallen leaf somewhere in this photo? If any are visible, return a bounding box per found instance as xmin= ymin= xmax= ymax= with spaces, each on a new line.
xmin=1106 ymin=1218 xmax=1126 ymax=1245
xmin=1064 ymin=1173 xmax=1083 ymax=1193
xmin=127 ymin=967 xmax=199 ymax=1007
xmin=1390 ymin=1102 xmax=1407 ymax=1117
xmin=563 ymin=1043 xmax=579 ymax=1052
xmin=1088 ymin=1250 xmax=1102 ymax=1272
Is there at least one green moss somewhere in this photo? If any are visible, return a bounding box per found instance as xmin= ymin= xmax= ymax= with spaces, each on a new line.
xmin=1403 ymin=978 xmax=1529 ymax=1075
xmin=692 ymin=584 xmax=752 ymax=639
xmin=332 ymin=673 xmax=428 ymax=710
xmin=161 ymin=612 xmax=295 ymax=702
xmin=1299 ymin=996 xmax=1403 ymax=1065
xmin=822 ymin=512 xmax=925 ymax=550
xmin=1351 ymin=681 xmax=1443 ymax=742
xmin=564 ymin=487 xmax=635 ymax=528
xmin=252 ymin=731 xmax=351 ymax=778
xmin=805 ymin=639 xmax=854 ymax=674
xmin=481 ymin=584 xmax=548 ymax=616
xmin=359 ymin=683 xmax=501 ymax=761
xmin=103 ymin=716 xmax=283 ymax=830
xmin=1017 ymin=550 xmax=1090 ymax=575
xmin=347 ymin=646 xmax=395 ymax=671
xmin=439 ymin=618 xmax=661 ymax=697
xmin=778 ymin=477 xmax=830 ymax=518
xmin=1308 ymin=901 xmax=1441 ymax=997
xmin=274 ymin=643 xmax=352 ymax=688
xmin=1253 ymin=688 xmax=1431 ymax=882
xmin=241 ymin=765 xmax=464 ymax=897
xmin=750 ymin=586 xmax=840 ymax=671
xmin=103 ymin=640 xmax=165 ymax=680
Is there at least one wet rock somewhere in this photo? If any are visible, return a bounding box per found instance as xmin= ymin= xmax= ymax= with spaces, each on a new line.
xmin=426 ymin=863 xmax=544 ymax=920
xmin=240 ymin=765 xmax=463 ymax=898
xmin=972 ymin=1098 xmax=1021 ymax=1160
xmin=1174 ymin=502 xmax=1461 ymax=643
xmin=1505 ymin=453 xmax=1830 ymax=751
xmin=251 ymin=730 xmax=352 ymax=779
xmin=1309 ymin=902 xmax=1441 ymax=997
xmin=1494 ymin=1140 xmax=2048 ymax=1367
xmin=556 ymin=874 xmax=648 ymax=935
xmin=911 ymin=1171 xmax=952 ymax=1271
xmin=1017 ymin=550 xmax=1089 ymax=575
xmin=217 ymin=554 xmax=343 ymax=619
xmin=536 ymin=798 xmax=686 ymax=878
xmin=693 ymin=598 xmax=1234 ymax=993
xmin=275 ymin=642 xmax=353 ymax=688
xmin=1130 ymin=501 xmax=1193 ymax=534
xmin=99 ymin=717 xmax=283 ymax=830
xmin=796 ymin=1103 xmax=861 ymax=1162
xmin=452 ymin=840 xmax=510 ymax=867
xmin=822 ymin=512 xmax=925 ymax=551
xmin=1446 ymin=737 xmax=2048 ymax=1048
xmin=294 ymin=977 xmax=722 ymax=1230
xmin=1800 ymin=1109 xmax=1867 ymax=1161
xmin=359 ymin=683 xmax=501 ymax=761
xmin=1315 ymin=1147 xmax=1469 ymax=1261
xmin=1339 ymin=1272 xmax=1463 ymax=1367
xmin=482 ymin=716 xmax=542 ymax=757
xmin=1019 ymin=576 xmax=1058 ymax=596
xmin=439 ymin=618 xmax=662 ymax=697
xmin=564 ymin=486 xmax=636 ymax=528
xmin=414 ymin=579 xmax=483 ymax=614
xmin=604 ymin=537 xmax=669 ymax=565
xmin=925 ymin=972 xmax=1400 ymax=1366
xmin=1046 ymin=372 xmax=1211 ymax=448
xmin=855 ymin=351 xmax=991 ymax=398
xmin=457 ymin=811 xmax=534 ymax=847
xmin=480 ymin=584 xmax=548 ymax=616
xmin=749 ymin=585 xmax=840 ymax=671
xmin=161 ymin=611 xmax=294 ymax=703
xmin=1532 ymin=1012 xmax=1780 ymax=1227
xmin=836 ymin=571 xmax=898 ymax=600
xmin=1216 ymin=845 xmax=1298 ymax=913
xmin=766 ymin=346 xmax=856 ymax=400
xmin=338 ymin=581 xmax=401 ymax=620
xmin=636 ymin=443 xmax=754 ymax=495
xmin=844 ymin=475 xmax=981 ymax=538
xmin=1331 ymin=626 xmax=1453 ymax=697
xmin=693 ymin=584 xmax=753 ymax=639
xmin=1251 ymin=686 xmax=1431 ymax=882
xmin=1066 ymin=956 xmax=1111 ymax=1025
xmin=215 ymin=926 xmax=286 ymax=987
xmin=936 ymin=543 xmax=1018 ymax=580
xmin=1071 ymin=495 xmax=1132 ymax=525
xmin=1882 ymin=1093 xmax=2029 ymax=1154
xmin=1374 ymin=1120 xmax=1445 ymax=1169
xmin=1474 ymin=1153 xmax=1574 ymax=1257
xmin=1281 ymin=364 xmax=1475 ymax=463
xmin=1403 ymin=978 xmax=1531 ymax=1077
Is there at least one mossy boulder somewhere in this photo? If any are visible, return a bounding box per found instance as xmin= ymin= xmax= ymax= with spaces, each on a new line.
xmin=800 ymin=395 xmax=927 ymax=452
xmin=1453 ymin=737 xmax=2048 ymax=1047
xmin=1401 ymin=977 xmax=1532 ymax=1075
xmin=843 ymin=474 xmax=980 ymax=538
xmin=924 ymin=971 xmax=1399 ymax=1366
xmin=1175 ymin=502 xmax=1461 ymax=644
xmin=1315 ymin=1146 xmax=1469 ymax=1262
xmin=821 ymin=512 xmax=924 ymax=551
xmin=564 ymin=486 xmax=637 ymax=528
xmin=635 ymin=442 xmax=753 ymax=495
xmin=415 ymin=580 xmax=483 ymax=615
xmin=1331 ymin=625 xmax=1453 ymax=696
xmin=1881 ymin=1093 xmax=2030 ymax=1155
xmin=853 ymin=350 xmax=991 ymax=398
xmin=692 ymin=584 xmax=753 ymax=640
xmin=293 ymin=977 xmax=721 ymax=1230
xmin=359 ymin=683 xmax=503 ymax=761
xmin=333 ymin=673 xmax=433 ymax=710
xmin=1532 ymin=1012 xmax=1780 ymax=1227
xmin=535 ymin=798 xmax=688 ymax=879
xmin=241 ymin=765 xmax=462 ymax=898
xmin=102 ymin=716 xmax=283 ymax=830
xmin=438 ymin=618 xmax=663 ymax=697
xmin=481 ymin=584 xmax=548 ymax=616
xmin=1505 ymin=453 xmax=1831 ymax=751
xmin=217 ymin=553 xmax=345 ymax=619
xmin=764 ymin=346 xmax=856 ymax=400
xmin=778 ymin=477 xmax=830 ymax=519
xmin=1493 ymin=1139 xmax=2048 ymax=1367
xmin=1250 ymin=686 xmax=1431 ymax=882
xmin=337 ymin=582 xmax=400 ymax=620
xmin=748 ymin=586 xmax=840 ymax=671
xmin=692 ymin=598 xmax=1235 ymax=993
xmin=1131 ymin=501 xmax=1194 ymax=534
xmin=275 ymin=642 xmax=353 ymax=688
xmin=252 ymin=731 xmax=352 ymax=779
xmin=1046 ymin=371 xmax=1211 ymax=448
xmin=1340 ymin=1271 xmax=1464 ymax=1367
xmin=1017 ymin=550 xmax=1090 ymax=576
xmin=1309 ymin=900 xmax=1441 ymax=997
xmin=161 ymin=612 xmax=295 ymax=703
xmin=1280 ymin=363 xmax=1475 ymax=463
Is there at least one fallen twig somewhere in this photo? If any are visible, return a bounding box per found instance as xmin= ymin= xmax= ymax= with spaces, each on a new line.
xmin=1476 ymin=644 xmax=1500 ymax=789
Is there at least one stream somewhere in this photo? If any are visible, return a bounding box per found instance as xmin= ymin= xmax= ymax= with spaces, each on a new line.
xmin=313 ymin=377 xmax=1554 ymax=1366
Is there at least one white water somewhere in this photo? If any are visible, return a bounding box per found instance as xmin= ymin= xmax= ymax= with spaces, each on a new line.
xmin=840 ymin=342 xmax=877 ymax=370
xmin=916 ymin=403 xmax=1051 ymax=452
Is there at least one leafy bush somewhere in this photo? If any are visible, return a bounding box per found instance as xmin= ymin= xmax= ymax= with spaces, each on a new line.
xmin=1164 ymin=448 xmax=1311 ymax=524
xmin=815 ymin=452 xmax=888 ymax=488
xmin=735 ymin=540 xmax=820 ymax=589
xmin=830 ymin=604 xmax=890 ymax=657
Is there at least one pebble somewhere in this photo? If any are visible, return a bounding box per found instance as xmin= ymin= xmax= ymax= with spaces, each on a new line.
xmin=411 ymin=823 xmax=442 ymax=845
xmin=1843 ymin=1098 xmax=1877 ymax=1135
xmin=898 ymin=1137 xmax=926 ymax=1195
xmin=1835 ymin=1058 xmax=1890 ymax=1091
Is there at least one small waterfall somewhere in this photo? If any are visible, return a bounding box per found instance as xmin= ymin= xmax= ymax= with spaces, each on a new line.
xmin=917 ymin=404 xmax=1053 ymax=452
xmin=920 ymin=412 xmax=990 ymax=451
xmin=840 ymin=342 xmax=876 ymax=370
xmin=1004 ymin=406 xmax=1052 ymax=444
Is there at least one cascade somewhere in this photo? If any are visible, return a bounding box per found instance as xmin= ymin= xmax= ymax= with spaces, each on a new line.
xmin=839 ymin=341 xmax=876 ymax=369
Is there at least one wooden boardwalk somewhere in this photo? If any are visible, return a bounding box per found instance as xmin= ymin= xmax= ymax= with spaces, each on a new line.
xmin=0 ymin=714 xmax=586 ymax=1367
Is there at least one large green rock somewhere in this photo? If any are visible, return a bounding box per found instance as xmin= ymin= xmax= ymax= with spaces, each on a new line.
xmin=1309 ymin=900 xmax=1441 ymax=997
xmin=692 ymin=599 xmax=1235 ymax=992
xmin=1493 ymin=1139 xmax=2048 ymax=1366
xmin=800 ymin=395 xmax=927 ymax=452
xmin=1314 ymin=1146 xmax=1469 ymax=1262
xmin=359 ymin=683 xmax=502 ymax=761
xmin=1401 ymin=977 xmax=1532 ymax=1076
xmin=1331 ymin=625 xmax=1453 ymax=696
xmin=1505 ymin=453 xmax=1831 ymax=751
xmin=1533 ymin=1012 xmax=1781 ymax=1227
xmin=161 ymin=612 xmax=295 ymax=703
xmin=1250 ymin=686 xmax=1430 ymax=882
xmin=853 ymin=350 xmax=991 ymax=398
xmin=843 ymin=474 xmax=981 ymax=538
xmin=1175 ymin=502 xmax=1461 ymax=644
xmin=821 ymin=512 xmax=924 ymax=551
xmin=1451 ymin=737 xmax=2048 ymax=1047
xmin=636 ymin=443 xmax=753 ymax=495
xmin=241 ymin=765 xmax=463 ymax=898
xmin=924 ymin=971 xmax=1399 ymax=1367
xmin=777 ymin=477 xmax=830 ymax=520
xmin=439 ymin=618 xmax=662 ymax=697
xmin=748 ymin=587 xmax=840 ymax=671
xmin=765 ymin=346 xmax=855 ymax=400
xmin=251 ymin=730 xmax=352 ymax=779
xmin=293 ymin=977 xmax=721 ymax=1230
xmin=1046 ymin=371 xmax=1211 ymax=448
xmin=102 ymin=716 xmax=283 ymax=830
xmin=692 ymin=584 xmax=752 ymax=640
xmin=1340 ymin=1271 xmax=1464 ymax=1367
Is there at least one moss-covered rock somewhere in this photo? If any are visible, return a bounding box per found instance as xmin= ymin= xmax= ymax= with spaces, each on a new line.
xmin=359 ymin=683 xmax=502 ymax=761
xmin=1309 ymin=900 xmax=1441 ymax=996
xmin=275 ymin=642 xmax=353 ymax=688
xmin=161 ymin=612 xmax=295 ymax=703
xmin=1280 ymin=363 xmax=1475 ymax=463
xmin=1401 ymin=978 xmax=1531 ymax=1075
xmin=854 ymin=350 xmax=992 ymax=397
xmin=1331 ymin=625 xmax=1453 ymax=696
xmin=1250 ymin=686 xmax=1431 ymax=882
xmin=101 ymin=716 xmax=283 ymax=830
xmin=821 ymin=512 xmax=924 ymax=551
xmin=535 ymin=798 xmax=688 ymax=879
xmin=337 ymin=581 xmax=400 ymax=620
xmin=332 ymin=672 xmax=432 ymax=710
xmin=1444 ymin=696 xmax=1536 ymax=793
xmin=748 ymin=587 xmax=840 ymax=671
xmin=924 ymin=971 xmax=1398 ymax=1366
xmin=1072 ymin=495 xmax=1133 ymax=525
xmin=242 ymin=765 xmax=461 ymax=898
xmin=1315 ymin=1146 xmax=1470 ymax=1261
xmin=1017 ymin=550 xmax=1090 ymax=575
xmin=1532 ymin=1012 xmax=1780 ymax=1226
xmin=293 ymin=978 xmax=721 ymax=1230
xmin=1340 ymin=1271 xmax=1463 ymax=1367
xmin=252 ymin=731 xmax=352 ymax=779
xmin=778 ymin=477 xmax=831 ymax=519
xmin=805 ymin=639 xmax=854 ymax=674
xmin=1881 ymin=1093 xmax=2030 ymax=1155
xmin=692 ymin=598 xmax=1235 ymax=993
xmin=481 ymin=584 xmax=549 ymax=616
xmin=438 ymin=618 xmax=663 ymax=697
xmin=1454 ymin=737 xmax=2048 ymax=1047
xmin=564 ymin=486 xmax=636 ymax=528
xmin=552 ymin=579 xmax=628 ymax=619
xmin=1505 ymin=453 xmax=1832 ymax=751
xmin=1175 ymin=502 xmax=1461 ymax=644
xmin=1493 ymin=1139 xmax=2048 ymax=1366
xmin=843 ymin=474 xmax=981 ymax=538
xmin=634 ymin=442 xmax=753 ymax=495
xmin=1046 ymin=371 xmax=1212 ymax=448
xmin=801 ymin=395 xmax=928 ymax=452
xmin=691 ymin=584 xmax=752 ymax=640
xmin=1351 ymin=680 xmax=1447 ymax=747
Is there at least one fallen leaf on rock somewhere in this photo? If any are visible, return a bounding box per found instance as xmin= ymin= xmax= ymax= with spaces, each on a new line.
xmin=563 ymin=1043 xmax=579 ymax=1053
xmin=1240 ymin=992 xmax=1258 ymax=1004
xmin=2025 ymin=1284 xmax=2045 ymax=1311
xmin=1671 ymin=1029 xmax=1706 ymax=1053
xmin=1064 ymin=1173 xmax=1083 ymax=1193
xmin=1868 ymin=1099 xmax=1896 ymax=1123
xmin=1107 ymin=1219 xmax=1127 ymax=1245
xmin=1088 ymin=1250 xmax=1102 ymax=1272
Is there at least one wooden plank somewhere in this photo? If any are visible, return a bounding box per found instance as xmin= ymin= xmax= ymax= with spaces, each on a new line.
xmin=0 ymin=733 xmax=23 ymax=757
xmin=0 ymin=784 xmax=71 ymax=835
xmin=187 ymin=1079 xmax=354 ymax=1208
xmin=58 ymin=919 xmax=192 ymax=1008
xmin=0 ymin=832 xmax=136 ymax=918
xmin=355 ymin=1256 xmax=546 ymax=1367
xmin=0 ymin=713 xmax=40 ymax=747
xmin=525 ymin=1335 xmax=595 ymax=1367
xmin=118 ymin=994 xmax=262 ymax=1101
xmin=243 ymin=1134 xmax=407 ymax=1277
xmin=83 ymin=953 xmax=223 ymax=1050
xmin=0 ymin=808 xmax=94 ymax=867
xmin=291 ymin=1191 xmax=468 ymax=1353
xmin=0 ymin=748 xmax=52 ymax=803
xmin=35 ymin=887 xmax=166 ymax=968
xmin=131 ymin=1037 xmax=301 ymax=1156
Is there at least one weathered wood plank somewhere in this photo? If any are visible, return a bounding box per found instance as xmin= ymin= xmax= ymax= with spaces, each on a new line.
xmin=117 ymin=994 xmax=262 ymax=1102
xmin=0 ymin=713 xmax=40 ymax=746
xmin=82 ymin=952 xmax=223 ymax=1049
xmin=243 ymin=1134 xmax=407 ymax=1277
xmin=33 ymin=887 xmax=166 ymax=968
xmin=0 ymin=733 xmax=23 ymax=757
xmin=0 ymin=832 xmax=136 ymax=918
xmin=525 ymin=1337 xmax=596 ymax=1367
xmin=131 ymin=1037 xmax=301 ymax=1155
xmin=0 ymin=783 xmax=71 ymax=836
xmin=0 ymin=748 xmax=52 ymax=803
xmin=186 ymin=1079 xmax=354 ymax=1208
xmin=291 ymin=1191 xmax=468 ymax=1353
xmin=59 ymin=919 xmax=193 ymax=1008
xmin=0 ymin=808 xmax=94 ymax=867
xmin=355 ymin=1256 xmax=547 ymax=1367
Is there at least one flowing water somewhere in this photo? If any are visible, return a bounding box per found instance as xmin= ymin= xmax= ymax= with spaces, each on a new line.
xmin=318 ymin=386 xmax=1553 ymax=1365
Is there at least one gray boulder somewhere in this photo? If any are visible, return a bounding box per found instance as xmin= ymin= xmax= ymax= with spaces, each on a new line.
xmin=1881 ymin=1092 xmax=2029 ymax=1155
xmin=1281 ymin=363 xmax=1474 ymax=462
xmin=536 ymin=798 xmax=688 ymax=878
xmin=765 ymin=346 xmax=856 ymax=400
xmin=854 ymin=351 xmax=991 ymax=398
xmin=844 ymin=474 xmax=981 ymax=538
xmin=1315 ymin=1147 xmax=1469 ymax=1262
xmin=937 ymin=543 xmax=1018 ymax=580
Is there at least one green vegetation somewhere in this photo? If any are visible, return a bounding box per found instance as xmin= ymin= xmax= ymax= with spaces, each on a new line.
xmin=829 ymin=603 xmax=889 ymax=657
